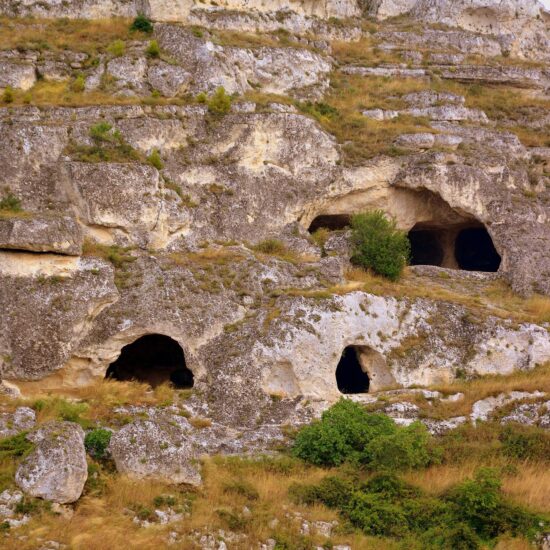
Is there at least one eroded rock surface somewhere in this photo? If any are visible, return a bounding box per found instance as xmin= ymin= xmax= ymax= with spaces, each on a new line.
xmin=15 ymin=421 xmax=88 ymax=503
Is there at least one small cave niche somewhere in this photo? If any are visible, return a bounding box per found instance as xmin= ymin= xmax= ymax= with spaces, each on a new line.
xmin=408 ymin=222 xmax=501 ymax=273
xmin=409 ymin=228 xmax=445 ymax=267
xmin=335 ymin=346 xmax=370 ymax=394
xmin=455 ymin=227 xmax=501 ymax=272
xmin=308 ymin=214 xmax=351 ymax=233
xmin=105 ymin=334 xmax=194 ymax=389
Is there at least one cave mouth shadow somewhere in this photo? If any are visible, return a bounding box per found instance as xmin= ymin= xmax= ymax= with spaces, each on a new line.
xmin=308 ymin=214 xmax=351 ymax=233
xmin=105 ymin=334 xmax=194 ymax=389
xmin=336 ymin=346 xmax=370 ymax=394
xmin=408 ymin=223 xmax=501 ymax=272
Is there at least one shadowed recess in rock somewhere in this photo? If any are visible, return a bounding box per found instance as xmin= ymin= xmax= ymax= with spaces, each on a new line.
xmin=336 ymin=346 xmax=370 ymax=394
xmin=308 ymin=214 xmax=351 ymax=233
xmin=455 ymin=227 xmax=501 ymax=272
xmin=409 ymin=223 xmax=501 ymax=272
xmin=105 ymin=334 xmax=194 ymax=389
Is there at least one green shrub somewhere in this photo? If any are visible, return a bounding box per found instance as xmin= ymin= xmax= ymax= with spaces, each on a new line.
xmin=207 ymin=87 xmax=232 ymax=115
xmin=146 ymin=40 xmax=160 ymax=58
xmin=499 ymin=424 xmax=550 ymax=461
xmin=365 ymin=422 xmax=432 ymax=471
xmin=71 ymin=74 xmax=86 ymax=93
xmin=0 ymin=432 xmax=33 ymax=460
xmin=84 ymin=429 xmax=112 ymax=459
xmin=147 ymin=149 xmax=163 ymax=170
xmin=58 ymin=400 xmax=89 ymax=424
xmin=107 ymin=39 xmax=126 ymax=57
xmin=292 ymin=399 xmax=396 ymax=466
xmin=0 ymin=192 xmax=22 ymax=213
xmin=90 ymin=122 xmax=115 ymax=142
xmin=362 ymin=473 xmax=420 ymax=500
xmin=2 ymin=86 xmax=14 ymax=104
xmin=347 ymin=492 xmax=408 ymax=537
xmin=290 ymin=476 xmax=353 ymax=509
xmin=350 ymin=210 xmax=410 ymax=281
xmin=130 ymin=14 xmax=153 ymax=34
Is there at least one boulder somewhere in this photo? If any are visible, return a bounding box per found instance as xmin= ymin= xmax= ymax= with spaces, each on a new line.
xmin=15 ymin=421 xmax=88 ymax=503
xmin=0 ymin=61 xmax=36 ymax=91
xmin=0 ymin=407 xmax=36 ymax=438
xmin=108 ymin=419 xmax=201 ymax=486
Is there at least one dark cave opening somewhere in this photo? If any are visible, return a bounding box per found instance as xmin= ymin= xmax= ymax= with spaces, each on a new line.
xmin=336 ymin=346 xmax=370 ymax=394
xmin=308 ymin=214 xmax=351 ymax=233
xmin=409 ymin=228 xmax=445 ymax=266
xmin=408 ymin=223 xmax=501 ymax=272
xmin=105 ymin=334 xmax=194 ymax=389
xmin=455 ymin=227 xmax=501 ymax=272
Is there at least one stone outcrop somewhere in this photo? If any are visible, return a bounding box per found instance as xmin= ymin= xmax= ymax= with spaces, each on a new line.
xmin=108 ymin=418 xmax=201 ymax=485
xmin=0 ymin=0 xmax=549 ymax=444
xmin=15 ymin=421 xmax=88 ymax=503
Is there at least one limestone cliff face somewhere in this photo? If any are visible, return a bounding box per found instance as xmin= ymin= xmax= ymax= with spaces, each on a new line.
xmin=0 ymin=0 xmax=549 ymax=426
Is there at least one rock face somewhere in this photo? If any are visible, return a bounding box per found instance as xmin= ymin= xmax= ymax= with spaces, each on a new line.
xmin=0 ymin=0 xmax=549 ymax=438
xmin=108 ymin=418 xmax=201 ymax=485
xmin=15 ymin=422 xmax=88 ymax=503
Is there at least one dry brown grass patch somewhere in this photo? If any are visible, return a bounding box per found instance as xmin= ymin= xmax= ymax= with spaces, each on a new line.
xmin=0 ymin=18 xmax=138 ymax=55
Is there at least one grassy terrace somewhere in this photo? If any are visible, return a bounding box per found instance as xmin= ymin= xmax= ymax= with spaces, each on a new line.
xmin=0 ymin=367 xmax=549 ymax=549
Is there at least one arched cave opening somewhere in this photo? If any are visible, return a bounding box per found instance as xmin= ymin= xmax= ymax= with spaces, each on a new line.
xmin=336 ymin=346 xmax=370 ymax=394
xmin=105 ymin=334 xmax=194 ymax=389
xmin=308 ymin=214 xmax=351 ymax=233
xmin=408 ymin=223 xmax=501 ymax=272
xmin=455 ymin=227 xmax=501 ymax=272
xmin=409 ymin=228 xmax=445 ymax=266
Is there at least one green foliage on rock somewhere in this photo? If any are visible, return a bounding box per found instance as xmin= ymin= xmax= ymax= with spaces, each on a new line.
xmin=207 ymin=87 xmax=232 ymax=115
xmin=0 ymin=192 xmax=22 ymax=212
xmin=84 ymin=428 xmax=112 ymax=459
xmin=292 ymin=399 xmax=430 ymax=470
xmin=146 ymin=40 xmax=160 ymax=58
xmin=147 ymin=148 xmax=163 ymax=170
xmin=350 ymin=209 xmax=410 ymax=281
xmin=130 ymin=14 xmax=153 ymax=34
xmin=291 ymin=469 xmax=545 ymax=548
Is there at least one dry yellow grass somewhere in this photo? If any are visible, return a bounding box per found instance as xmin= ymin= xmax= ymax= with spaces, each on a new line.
xmin=0 ymin=17 xmax=137 ymax=54
xmin=345 ymin=267 xmax=550 ymax=325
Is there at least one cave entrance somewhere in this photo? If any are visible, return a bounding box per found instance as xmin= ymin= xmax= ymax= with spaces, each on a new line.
xmin=336 ymin=346 xmax=370 ymax=394
xmin=105 ymin=334 xmax=194 ymax=389
xmin=408 ymin=223 xmax=500 ymax=272
xmin=455 ymin=227 xmax=501 ymax=271
xmin=308 ymin=214 xmax=351 ymax=233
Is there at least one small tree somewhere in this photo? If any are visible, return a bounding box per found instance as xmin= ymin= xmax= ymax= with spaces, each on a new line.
xmin=130 ymin=14 xmax=153 ymax=34
xmin=350 ymin=210 xmax=410 ymax=281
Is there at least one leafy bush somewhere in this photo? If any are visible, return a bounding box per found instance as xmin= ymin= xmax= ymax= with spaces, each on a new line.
xmin=290 ymin=476 xmax=353 ymax=509
xmin=130 ymin=14 xmax=153 ymax=34
xmin=290 ymin=469 xmax=544 ymax=547
xmin=499 ymin=424 xmax=550 ymax=461
xmin=146 ymin=40 xmax=160 ymax=58
xmin=350 ymin=210 xmax=410 ymax=281
xmin=90 ymin=122 xmax=115 ymax=142
xmin=365 ymin=422 xmax=432 ymax=471
xmin=0 ymin=192 xmax=22 ymax=212
xmin=207 ymin=87 xmax=232 ymax=115
xmin=347 ymin=492 xmax=407 ymax=537
xmin=84 ymin=428 xmax=112 ymax=459
xmin=293 ymin=399 xmax=432 ymax=470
